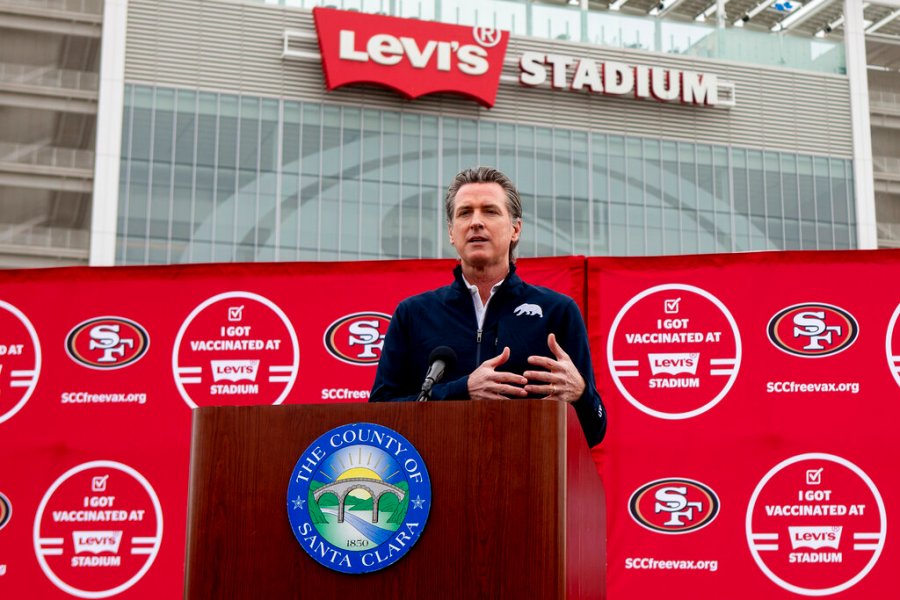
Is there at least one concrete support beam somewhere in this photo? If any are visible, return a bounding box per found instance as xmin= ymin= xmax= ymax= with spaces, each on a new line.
xmin=845 ymin=0 xmax=878 ymax=248
xmin=0 ymin=91 xmax=97 ymax=114
xmin=89 ymin=0 xmax=128 ymax=266
xmin=0 ymin=10 xmax=101 ymax=38
xmin=0 ymin=172 xmax=93 ymax=193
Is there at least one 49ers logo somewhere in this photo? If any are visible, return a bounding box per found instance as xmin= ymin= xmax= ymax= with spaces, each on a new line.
xmin=324 ymin=312 xmax=390 ymax=366
xmin=629 ymin=478 xmax=720 ymax=534
xmin=0 ymin=491 xmax=10 ymax=530
xmin=313 ymin=8 xmax=509 ymax=108
xmin=768 ymin=303 xmax=858 ymax=358
xmin=66 ymin=317 xmax=149 ymax=369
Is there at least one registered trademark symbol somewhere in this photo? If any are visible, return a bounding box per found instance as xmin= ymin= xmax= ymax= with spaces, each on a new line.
xmin=472 ymin=26 xmax=502 ymax=48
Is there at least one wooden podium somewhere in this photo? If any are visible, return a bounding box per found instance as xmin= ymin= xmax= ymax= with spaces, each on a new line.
xmin=184 ymin=400 xmax=606 ymax=599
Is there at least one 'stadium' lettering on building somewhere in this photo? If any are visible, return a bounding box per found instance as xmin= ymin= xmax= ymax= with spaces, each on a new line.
xmin=519 ymin=52 xmax=731 ymax=108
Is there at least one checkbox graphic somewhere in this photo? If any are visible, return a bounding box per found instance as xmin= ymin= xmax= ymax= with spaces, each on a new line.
xmin=92 ymin=475 xmax=109 ymax=492
xmin=806 ymin=468 xmax=823 ymax=486
xmin=228 ymin=305 xmax=244 ymax=322
xmin=664 ymin=298 xmax=681 ymax=314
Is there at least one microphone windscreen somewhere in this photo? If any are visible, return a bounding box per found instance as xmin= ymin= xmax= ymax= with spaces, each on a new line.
xmin=428 ymin=345 xmax=457 ymax=371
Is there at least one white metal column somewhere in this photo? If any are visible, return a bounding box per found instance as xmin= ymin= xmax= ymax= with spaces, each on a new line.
xmin=89 ymin=0 xmax=129 ymax=265
xmin=844 ymin=0 xmax=877 ymax=248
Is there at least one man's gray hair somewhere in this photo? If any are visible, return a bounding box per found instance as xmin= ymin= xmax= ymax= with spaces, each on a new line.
xmin=444 ymin=166 xmax=523 ymax=262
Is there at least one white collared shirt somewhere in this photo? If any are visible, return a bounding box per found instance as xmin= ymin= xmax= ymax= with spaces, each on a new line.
xmin=462 ymin=274 xmax=503 ymax=329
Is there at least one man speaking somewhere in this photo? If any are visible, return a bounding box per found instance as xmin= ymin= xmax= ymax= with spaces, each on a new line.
xmin=369 ymin=167 xmax=606 ymax=447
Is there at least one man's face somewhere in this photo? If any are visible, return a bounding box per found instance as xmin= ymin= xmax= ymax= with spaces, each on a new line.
xmin=448 ymin=182 xmax=521 ymax=270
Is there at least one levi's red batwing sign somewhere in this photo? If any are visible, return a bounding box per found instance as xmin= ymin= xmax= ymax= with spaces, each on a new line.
xmin=312 ymin=7 xmax=509 ymax=108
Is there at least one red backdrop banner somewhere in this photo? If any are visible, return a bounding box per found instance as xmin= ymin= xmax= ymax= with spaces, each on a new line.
xmin=1 ymin=251 xmax=897 ymax=597
xmin=588 ymin=250 xmax=896 ymax=599
xmin=0 ymin=256 xmax=583 ymax=598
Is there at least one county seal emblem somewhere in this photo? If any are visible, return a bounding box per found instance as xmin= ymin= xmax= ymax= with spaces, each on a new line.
xmin=286 ymin=423 xmax=431 ymax=574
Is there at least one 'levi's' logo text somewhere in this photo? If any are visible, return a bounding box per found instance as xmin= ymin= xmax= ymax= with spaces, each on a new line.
xmin=788 ymin=526 xmax=842 ymax=551
xmin=648 ymin=353 xmax=699 ymax=376
xmin=211 ymin=360 xmax=260 ymax=383
xmin=313 ymin=8 xmax=509 ymax=107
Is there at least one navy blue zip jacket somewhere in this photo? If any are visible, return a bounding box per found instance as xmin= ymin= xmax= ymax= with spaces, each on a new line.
xmin=369 ymin=264 xmax=606 ymax=447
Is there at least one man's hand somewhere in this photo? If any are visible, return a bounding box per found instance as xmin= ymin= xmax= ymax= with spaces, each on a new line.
xmin=467 ymin=346 xmax=529 ymax=401
xmin=523 ymin=333 xmax=585 ymax=403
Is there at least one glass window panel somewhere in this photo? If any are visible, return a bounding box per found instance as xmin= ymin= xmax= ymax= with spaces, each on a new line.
xmin=172 ymin=165 xmax=193 ymax=239
xmin=498 ymin=123 xmax=516 ymax=177
xmin=258 ymin=172 xmax=277 ymax=257
xmin=814 ymin=157 xmax=832 ymax=224
xmin=402 ymin=113 xmax=421 ymax=184
xmin=149 ymin=163 xmax=172 ymax=240
xmin=121 ymin=85 xmax=134 ymax=156
xmin=260 ymin=99 xmax=279 ymax=174
xmin=283 ymin=101 xmax=301 ymax=168
xmin=382 ymin=112 xmax=401 ymax=183
xmin=715 ymin=212 xmax=732 ymax=252
xmin=342 ymin=108 xmax=362 ymax=181
xmin=421 ymin=116 xmax=439 ymax=191
xmin=573 ymin=131 xmax=589 ymax=256
xmin=459 ymin=119 xmax=478 ymax=170
xmin=152 ymin=88 xmax=175 ymax=164
xmin=554 ymin=130 xmax=573 ymax=254
xmin=215 ymin=167 xmax=236 ymax=260
xmin=218 ymin=95 xmax=239 ymax=170
xmin=131 ymin=87 xmax=154 ymax=165
xmin=321 ymin=106 xmax=342 ymax=180
xmin=697 ymin=145 xmax=714 ymax=213
xmin=697 ymin=211 xmax=716 ymax=253
xmin=751 ymin=216 xmax=768 ymax=250
xmin=238 ymin=96 xmax=259 ymax=172
xmin=831 ymin=159 xmax=850 ymax=224
xmin=197 ymin=93 xmax=218 ymax=169
xmin=516 ymin=129 xmax=537 ymax=257
xmin=341 ymin=179 xmax=360 ymax=258
xmin=280 ymin=173 xmax=299 ymax=252
xmin=834 ymin=224 xmax=850 ymax=248
xmin=361 ymin=180 xmax=381 ymax=259
xmin=298 ymin=169 xmax=320 ymax=260
xmin=479 ymin=120 xmax=497 ymax=166
xmin=627 ymin=205 xmax=644 ymax=255
xmin=441 ymin=118 xmax=460 ymax=187
xmin=643 ymin=139 xmax=661 ymax=211
xmin=301 ymin=104 xmax=322 ymax=177
xmin=400 ymin=184 xmax=422 ymax=258
xmin=175 ymin=90 xmax=197 ymax=166
xmin=194 ymin=165 xmax=215 ymax=259
xmin=380 ymin=181 xmax=401 ymax=258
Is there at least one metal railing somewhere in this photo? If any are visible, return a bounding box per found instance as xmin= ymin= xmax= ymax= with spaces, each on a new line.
xmin=0 ymin=142 xmax=95 ymax=172
xmin=260 ymin=0 xmax=846 ymax=74
xmin=0 ymin=223 xmax=90 ymax=253
xmin=869 ymin=89 xmax=900 ymax=108
xmin=873 ymin=156 xmax=900 ymax=174
xmin=0 ymin=62 xmax=99 ymax=93
xmin=877 ymin=222 xmax=900 ymax=248
xmin=0 ymin=0 xmax=103 ymax=15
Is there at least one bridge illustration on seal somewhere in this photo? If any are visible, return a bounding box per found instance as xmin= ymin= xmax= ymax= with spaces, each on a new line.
xmin=313 ymin=478 xmax=406 ymax=523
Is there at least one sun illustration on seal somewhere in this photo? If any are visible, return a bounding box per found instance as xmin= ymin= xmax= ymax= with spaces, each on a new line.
xmin=304 ymin=444 xmax=412 ymax=551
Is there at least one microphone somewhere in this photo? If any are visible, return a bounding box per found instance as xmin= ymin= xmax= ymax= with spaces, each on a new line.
xmin=416 ymin=346 xmax=457 ymax=402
